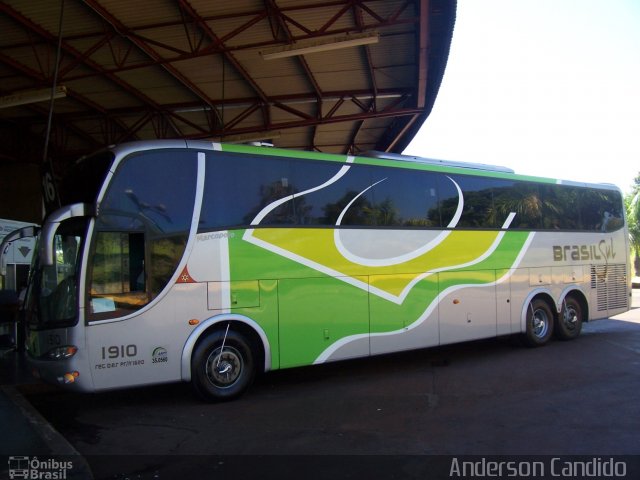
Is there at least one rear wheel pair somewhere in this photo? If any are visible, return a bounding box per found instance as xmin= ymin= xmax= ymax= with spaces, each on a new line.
xmin=524 ymin=296 xmax=582 ymax=347
xmin=191 ymin=328 xmax=256 ymax=401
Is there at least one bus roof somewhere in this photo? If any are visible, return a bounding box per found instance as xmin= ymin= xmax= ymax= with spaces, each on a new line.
xmin=109 ymin=140 xmax=622 ymax=193
xmin=363 ymin=151 xmax=515 ymax=174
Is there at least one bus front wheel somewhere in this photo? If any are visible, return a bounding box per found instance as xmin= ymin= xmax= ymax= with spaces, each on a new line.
xmin=523 ymin=298 xmax=554 ymax=347
xmin=191 ymin=328 xmax=256 ymax=401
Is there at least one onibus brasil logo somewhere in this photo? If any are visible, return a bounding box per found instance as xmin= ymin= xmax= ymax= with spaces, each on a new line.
xmin=7 ymin=456 xmax=73 ymax=479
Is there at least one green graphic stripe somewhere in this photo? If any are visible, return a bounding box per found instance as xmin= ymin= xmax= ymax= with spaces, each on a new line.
xmin=220 ymin=143 xmax=349 ymax=163
xmin=228 ymin=229 xmax=530 ymax=368
xmin=218 ymin=142 xmax=558 ymax=183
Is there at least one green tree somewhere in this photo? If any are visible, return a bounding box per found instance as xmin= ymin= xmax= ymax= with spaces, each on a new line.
xmin=626 ymin=172 xmax=640 ymax=277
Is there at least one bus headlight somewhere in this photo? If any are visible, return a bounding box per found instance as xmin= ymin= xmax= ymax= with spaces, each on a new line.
xmin=46 ymin=345 xmax=78 ymax=360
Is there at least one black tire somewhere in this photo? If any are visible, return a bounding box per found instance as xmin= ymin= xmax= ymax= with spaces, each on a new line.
xmin=191 ymin=328 xmax=256 ymax=402
xmin=555 ymin=296 xmax=583 ymax=341
xmin=523 ymin=298 xmax=554 ymax=347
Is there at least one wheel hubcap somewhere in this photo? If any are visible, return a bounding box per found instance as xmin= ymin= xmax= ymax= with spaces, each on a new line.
xmin=563 ymin=306 xmax=578 ymax=330
xmin=205 ymin=346 xmax=243 ymax=388
xmin=532 ymin=309 xmax=549 ymax=338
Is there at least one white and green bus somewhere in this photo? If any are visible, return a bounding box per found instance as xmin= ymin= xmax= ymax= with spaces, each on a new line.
xmin=15 ymin=140 xmax=630 ymax=400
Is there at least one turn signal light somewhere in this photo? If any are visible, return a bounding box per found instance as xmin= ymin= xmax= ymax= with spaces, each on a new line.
xmin=189 ymin=319 xmax=200 ymax=326
xmin=62 ymin=371 xmax=79 ymax=384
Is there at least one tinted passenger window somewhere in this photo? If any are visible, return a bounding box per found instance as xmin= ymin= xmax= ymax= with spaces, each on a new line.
xmin=198 ymin=151 xmax=625 ymax=233
xmin=437 ymin=175 xmax=461 ymax=227
xmin=295 ymin=163 xmax=374 ymax=226
xmin=580 ymin=189 xmax=624 ymax=232
xmin=539 ymin=185 xmax=581 ymax=230
xmin=200 ymin=153 xmax=293 ymax=229
xmin=366 ymin=167 xmax=440 ymax=227
xmin=496 ymin=182 xmax=542 ymax=229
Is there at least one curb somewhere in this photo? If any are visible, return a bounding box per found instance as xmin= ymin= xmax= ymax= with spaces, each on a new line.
xmin=0 ymin=385 xmax=94 ymax=479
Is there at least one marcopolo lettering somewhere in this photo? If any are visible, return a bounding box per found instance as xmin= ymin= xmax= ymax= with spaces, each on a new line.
xmin=553 ymin=238 xmax=616 ymax=262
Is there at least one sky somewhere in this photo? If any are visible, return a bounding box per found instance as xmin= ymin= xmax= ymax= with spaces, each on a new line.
xmin=404 ymin=0 xmax=640 ymax=195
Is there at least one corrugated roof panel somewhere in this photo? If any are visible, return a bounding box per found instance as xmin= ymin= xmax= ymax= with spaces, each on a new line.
xmin=220 ymin=108 xmax=265 ymax=133
xmin=139 ymin=25 xmax=209 ymax=58
xmin=320 ymin=98 xmax=367 ymax=118
xmin=68 ymin=76 xmax=142 ymax=109
xmin=25 ymin=97 xmax=77 ymax=116
xmin=60 ymin=133 xmax=93 ymax=152
xmin=276 ymin=0 xmax=333 ymax=7
xmin=370 ymin=33 xmax=415 ymax=67
xmin=275 ymin=126 xmax=312 ymax=147
xmin=207 ymin=16 xmax=275 ymax=49
xmin=234 ymin=48 xmax=302 ymax=78
xmin=64 ymin=36 xmax=149 ymax=71
xmin=305 ymin=47 xmax=369 ymax=73
xmin=233 ymin=50 xmax=311 ymax=97
xmin=356 ymin=123 xmax=389 ymax=144
xmin=94 ymin=0 xmax=179 ymax=29
xmin=253 ymin=73 xmax=311 ymax=97
xmin=306 ymin=48 xmax=369 ymax=91
xmin=315 ymin=124 xmax=353 ymax=146
xmin=270 ymin=102 xmax=315 ymax=124
xmin=189 ymin=0 xmax=263 ymax=18
xmin=375 ymin=64 xmax=416 ymax=90
xmin=0 ymin=106 xmax=36 ymax=120
xmin=120 ymin=115 xmax=206 ymax=140
xmin=171 ymin=109 xmax=209 ymax=131
xmin=358 ymin=0 xmax=417 ymax=23
xmin=6 ymin=0 xmax=103 ymax=37
xmin=0 ymin=15 xmax=31 ymax=46
xmin=0 ymin=0 xmax=457 ymax=167
xmin=66 ymin=117 xmax=103 ymax=137
xmin=362 ymin=116 xmax=398 ymax=130
xmin=283 ymin=4 xmax=355 ymax=36
xmin=315 ymin=73 xmax=368 ymax=92
xmin=172 ymin=56 xmax=258 ymax=101
xmin=0 ymin=63 xmax=32 ymax=91
xmin=114 ymin=67 xmax=198 ymax=104
xmin=2 ymin=45 xmax=58 ymax=78
xmin=53 ymin=98 xmax=91 ymax=116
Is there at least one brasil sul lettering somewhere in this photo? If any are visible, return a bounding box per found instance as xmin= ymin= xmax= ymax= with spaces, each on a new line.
xmin=553 ymin=238 xmax=616 ymax=262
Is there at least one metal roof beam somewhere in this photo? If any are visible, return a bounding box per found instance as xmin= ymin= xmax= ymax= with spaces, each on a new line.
xmin=81 ymin=0 xmax=219 ymax=112
xmin=193 ymin=105 xmax=424 ymax=140
xmin=0 ymin=51 xmax=130 ymax=145
xmin=0 ymin=2 xmax=187 ymax=138
xmin=177 ymin=0 xmax=270 ymax=105
xmin=6 ymin=7 xmax=418 ymax=84
xmin=265 ymin=0 xmax=323 ymax=100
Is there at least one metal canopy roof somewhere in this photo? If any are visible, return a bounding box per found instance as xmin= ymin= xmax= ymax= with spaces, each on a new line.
xmin=0 ymin=0 xmax=456 ymax=176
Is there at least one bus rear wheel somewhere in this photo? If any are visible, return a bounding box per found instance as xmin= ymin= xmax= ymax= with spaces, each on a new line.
xmin=523 ymin=298 xmax=554 ymax=347
xmin=191 ymin=328 xmax=256 ymax=401
xmin=555 ymin=296 xmax=583 ymax=341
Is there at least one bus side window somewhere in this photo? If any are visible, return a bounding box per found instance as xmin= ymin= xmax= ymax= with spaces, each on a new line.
xmin=89 ymin=229 xmax=148 ymax=317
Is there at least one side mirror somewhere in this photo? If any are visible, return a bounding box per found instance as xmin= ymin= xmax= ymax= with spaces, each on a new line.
xmin=40 ymin=204 xmax=93 ymax=266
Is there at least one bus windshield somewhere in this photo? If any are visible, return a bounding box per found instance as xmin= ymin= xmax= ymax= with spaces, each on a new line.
xmin=26 ymin=217 xmax=88 ymax=329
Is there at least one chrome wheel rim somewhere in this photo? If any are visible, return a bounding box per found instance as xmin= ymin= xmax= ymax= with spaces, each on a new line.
xmin=205 ymin=346 xmax=243 ymax=388
xmin=562 ymin=304 xmax=579 ymax=332
xmin=532 ymin=308 xmax=550 ymax=339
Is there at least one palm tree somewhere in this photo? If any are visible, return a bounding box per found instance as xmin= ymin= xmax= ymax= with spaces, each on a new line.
xmin=625 ymin=172 xmax=640 ymax=277
xmin=627 ymin=186 xmax=640 ymax=278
